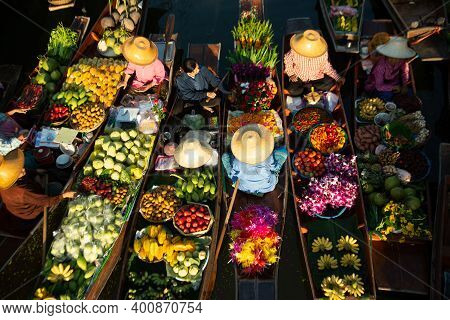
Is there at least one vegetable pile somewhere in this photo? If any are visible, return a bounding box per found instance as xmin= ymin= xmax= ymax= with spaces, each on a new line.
xmin=47 ymin=23 xmax=79 ymax=64
xmin=292 ymin=107 xmax=332 ymax=134
xmin=354 ymin=124 xmax=380 ymax=152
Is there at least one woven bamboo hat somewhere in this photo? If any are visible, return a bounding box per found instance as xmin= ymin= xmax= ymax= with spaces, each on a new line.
xmin=122 ymin=36 xmax=158 ymax=66
xmin=368 ymin=32 xmax=390 ymax=54
xmin=0 ymin=149 xmax=25 ymax=190
xmin=376 ymin=36 xmax=416 ymax=59
xmin=290 ymin=30 xmax=328 ymax=58
xmin=231 ymin=124 xmax=274 ymax=165
xmin=174 ymin=137 xmax=213 ymax=169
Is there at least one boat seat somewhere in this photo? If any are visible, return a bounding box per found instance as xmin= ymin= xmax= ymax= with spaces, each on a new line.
xmin=238 ymin=278 xmax=276 ymax=300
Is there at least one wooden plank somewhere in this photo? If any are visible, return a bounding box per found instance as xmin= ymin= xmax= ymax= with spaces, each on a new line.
xmin=187 ymin=43 xmax=222 ymax=74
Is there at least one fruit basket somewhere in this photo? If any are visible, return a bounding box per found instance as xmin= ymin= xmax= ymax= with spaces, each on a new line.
xmin=69 ymin=104 xmax=106 ymax=133
xmin=44 ymin=104 xmax=71 ymax=127
xmin=308 ymin=122 xmax=348 ymax=155
xmin=355 ymin=97 xmax=385 ymax=124
xmin=134 ymin=225 xmax=172 ymax=264
xmin=173 ymin=203 xmax=214 ymax=237
xmin=292 ymin=147 xmax=326 ymax=180
xmin=291 ymin=105 xmax=332 ymax=135
xmin=139 ymin=185 xmax=183 ymax=223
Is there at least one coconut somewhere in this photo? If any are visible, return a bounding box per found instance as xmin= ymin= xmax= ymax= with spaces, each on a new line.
xmin=117 ymin=4 xmax=126 ymax=14
xmin=130 ymin=11 xmax=141 ymax=25
xmin=122 ymin=18 xmax=135 ymax=32
xmin=111 ymin=10 xmax=120 ymax=23
xmin=101 ymin=16 xmax=115 ymax=29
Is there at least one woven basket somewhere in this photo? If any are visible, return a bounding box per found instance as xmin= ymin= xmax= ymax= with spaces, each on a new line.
xmin=48 ymin=0 xmax=74 ymax=6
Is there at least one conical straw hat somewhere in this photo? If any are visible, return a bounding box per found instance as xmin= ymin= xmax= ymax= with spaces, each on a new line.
xmin=0 ymin=149 xmax=25 ymax=190
xmin=376 ymin=36 xmax=416 ymax=59
xmin=290 ymin=30 xmax=328 ymax=58
xmin=231 ymin=124 xmax=274 ymax=165
xmin=174 ymin=138 xmax=213 ymax=169
xmin=122 ymin=36 xmax=158 ymax=66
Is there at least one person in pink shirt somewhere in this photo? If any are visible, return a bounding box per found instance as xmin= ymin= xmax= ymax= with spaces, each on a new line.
xmin=118 ymin=37 xmax=167 ymax=93
xmin=284 ymin=30 xmax=344 ymax=96
xmin=364 ymin=36 xmax=416 ymax=101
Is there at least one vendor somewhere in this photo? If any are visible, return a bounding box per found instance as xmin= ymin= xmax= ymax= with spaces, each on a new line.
xmin=364 ymin=36 xmax=416 ymax=101
xmin=0 ymin=149 xmax=76 ymax=222
xmin=118 ymin=36 xmax=167 ymax=93
xmin=0 ymin=108 xmax=28 ymax=156
xmin=222 ymin=124 xmax=287 ymax=195
xmin=174 ymin=131 xmax=218 ymax=169
xmin=175 ymin=58 xmax=223 ymax=112
xmin=284 ymin=30 xmax=343 ymax=96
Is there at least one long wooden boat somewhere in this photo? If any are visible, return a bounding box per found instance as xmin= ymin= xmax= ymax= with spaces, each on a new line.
xmin=0 ymin=1 xmax=144 ymax=299
xmin=352 ymin=19 xmax=434 ymax=296
xmin=101 ymin=42 xmax=224 ymax=300
xmin=282 ymin=17 xmax=376 ymax=299
xmin=319 ymin=0 xmax=366 ymax=54
xmin=380 ymin=0 xmax=448 ymax=61
xmin=430 ymin=143 xmax=450 ymax=299
xmin=209 ymin=1 xmax=289 ymax=300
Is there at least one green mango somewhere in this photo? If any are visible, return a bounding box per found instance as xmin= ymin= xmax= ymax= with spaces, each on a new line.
xmin=191 ymin=176 xmax=198 ymax=185
xmin=186 ymin=182 xmax=194 ymax=193
xmin=209 ymin=185 xmax=216 ymax=195
xmin=191 ymin=191 xmax=199 ymax=202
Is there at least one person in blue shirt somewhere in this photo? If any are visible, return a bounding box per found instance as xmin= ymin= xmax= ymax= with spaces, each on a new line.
xmin=222 ymin=124 xmax=287 ymax=195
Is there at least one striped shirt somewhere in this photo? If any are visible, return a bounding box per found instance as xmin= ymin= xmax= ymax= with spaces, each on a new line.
xmin=284 ymin=49 xmax=341 ymax=82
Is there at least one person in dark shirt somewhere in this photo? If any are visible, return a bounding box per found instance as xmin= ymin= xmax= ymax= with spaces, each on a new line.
xmin=175 ymin=58 xmax=224 ymax=113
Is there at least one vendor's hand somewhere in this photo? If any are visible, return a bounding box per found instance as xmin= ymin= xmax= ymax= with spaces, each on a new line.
xmin=206 ymin=91 xmax=216 ymax=99
xmin=289 ymin=75 xmax=298 ymax=82
xmin=7 ymin=108 xmax=28 ymax=116
xmin=392 ymin=85 xmax=401 ymax=93
xmin=117 ymin=81 xmax=127 ymax=90
xmin=62 ymin=191 xmax=77 ymax=199
xmin=18 ymin=130 xmax=29 ymax=142
xmin=203 ymin=106 xmax=214 ymax=113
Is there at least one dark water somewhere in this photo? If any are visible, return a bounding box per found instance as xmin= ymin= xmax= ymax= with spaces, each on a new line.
xmin=1 ymin=0 xmax=449 ymax=299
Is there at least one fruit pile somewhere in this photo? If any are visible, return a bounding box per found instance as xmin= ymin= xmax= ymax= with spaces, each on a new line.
xmin=354 ymin=125 xmax=380 ymax=152
xmin=293 ymin=107 xmax=331 ymax=134
xmin=70 ymin=103 xmax=105 ymax=132
xmin=174 ymin=204 xmax=213 ymax=236
xmin=33 ymin=56 xmax=66 ymax=93
xmin=310 ymin=123 xmax=347 ymax=154
xmin=294 ymin=148 xmax=326 ymax=178
xmin=45 ymin=104 xmax=69 ymax=123
xmin=167 ymin=249 xmax=207 ymax=281
xmin=65 ymin=57 xmax=126 ymax=106
xmin=134 ymin=225 xmax=172 ymax=262
xmin=80 ymin=176 xmax=114 ymax=199
xmin=358 ymin=98 xmax=385 ymax=121
xmin=227 ymin=111 xmax=281 ymax=136
xmin=174 ymin=167 xmax=217 ymax=203
xmin=52 ymin=87 xmax=92 ymax=110
xmin=140 ymin=185 xmax=182 ymax=222
xmin=111 ymin=186 xmax=128 ymax=205
xmin=98 ymin=27 xmax=131 ymax=56
xmin=16 ymin=84 xmax=44 ymax=110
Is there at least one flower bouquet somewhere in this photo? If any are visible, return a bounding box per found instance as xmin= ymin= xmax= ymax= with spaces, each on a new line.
xmin=235 ymin=80 xmax=276 ymax=113
xmin=229 ymin=205 xmax=280 ymax=275
xmin=231 ymin=63 xmax=270 ymax=82
xmin=299 ymin=154 xmax=359 ymax=217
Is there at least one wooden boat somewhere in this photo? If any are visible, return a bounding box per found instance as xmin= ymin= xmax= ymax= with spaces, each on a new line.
xmin=281 ymin=17 xmax=376 ymax=299
xmin=100 ymin=42 xmax=224 ymax=300
xmin=380 ymin=0 xmax=448 ymax=61
xmin=430 ymin=143 xmax=450 ymax=299
xmin=318 ymin=0 xmax=366 ymax=54
xmin=352 ymin=20 xmax=434 ymax=296
xmin=209 ymin=1 xmax=289 ymax=300
xmin=0 ymin=1 xmax=144 ymax=299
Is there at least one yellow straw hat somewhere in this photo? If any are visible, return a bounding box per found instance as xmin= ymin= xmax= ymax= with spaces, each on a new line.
xmin=0 ymin=149 xmax=25 ymax=190
xmin=122 ymin=36 xmax=158 ymax=66
xmin=231 ymin=124 xmax=274 ymax=165
xmin=174 ymin=138 xmax=213 ymax=169
xmin=290 ymin=30 xmax=328 ymax=58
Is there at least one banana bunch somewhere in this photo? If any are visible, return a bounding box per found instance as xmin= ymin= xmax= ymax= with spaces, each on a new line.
xmin=321 ymin=275 xmax=346 ymax=300
xmin=336 ymin=235 xmax=359 ymax=253
xmin=341 ymin=253 xmax=362 ymax=270
xmin=47 ymin=263 xmax=74 ymax=283
xmin=174 ymin=167 xmax=217 ymax=203
xmin=359 ymin=97 xmax=385 ymax=120
xmin=317 ymin=254 xmax=338 ymax=270
xmin=311 ymin=237 xmax=333 ymax=253
xmin=343 ymin=274 xmax=365 ymax=297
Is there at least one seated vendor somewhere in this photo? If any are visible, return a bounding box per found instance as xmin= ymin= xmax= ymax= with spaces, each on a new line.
xmin=364 ymin=36 xmax=416 ymax=101
xmin=118 ymin=37 xmax=167 ymax=93
xmin=222 ymin=124 xmax=287 ymax=195
xmin=175 ymin=58 xmax=223 ymax=112
xmin=284 ymin=30 xmax=343 ymax=96
xmin=0 ymin=149 xmax=76 ymax=224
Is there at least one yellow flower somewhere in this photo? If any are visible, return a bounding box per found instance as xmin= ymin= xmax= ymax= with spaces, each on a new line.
xmin=405 ymin=223 xmax=414 ymax=233
xmin=389 ymin=214 xmax=396 ymax=222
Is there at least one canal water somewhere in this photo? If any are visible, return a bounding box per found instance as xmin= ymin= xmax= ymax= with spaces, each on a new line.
xmin=1 ymin=0 xmax=448 ymax=299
